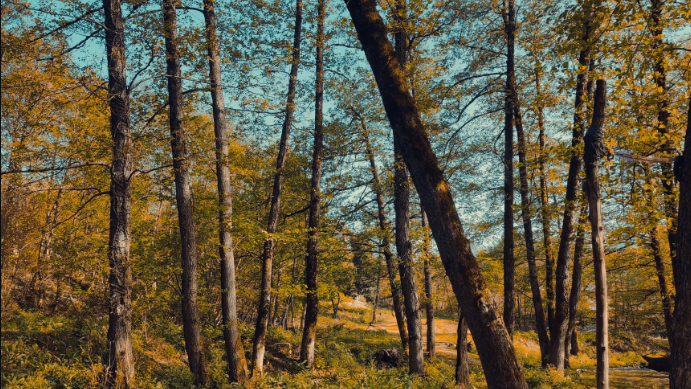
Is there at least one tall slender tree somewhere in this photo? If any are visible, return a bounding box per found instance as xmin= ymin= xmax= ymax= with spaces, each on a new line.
xmin=550 ymin=2 xmax=598 ymax=370
xmin=162 ymin=0 xmax=208 ymax=383
xmin=514 ymin=96 xmax=550 ymax=364
xmin=392 ymin=0 xmax=424 ymax=374
xmin=535 ymin=67 xmax=555 ymax=330
xmin=356 ymin=113 xmax=408 ymax=349
xmin=201 ymin=0 xmax=250 ymax=383
xmin=342 ymin=0 xmax=528 ymax=386
xmin=421 ymin=210 xmax=435 ymax=359
xmin=583 ymin=79 xmax=609 ymax=389
xmin=299 ymin=0 xmax=325 ymax=366
xmin=103 ymin=0 xmax=134 ymax=385
xmin=565 ymin=200 xmax=587 ymax=367
xmin=501 ymin=0 xmax=516 ymax=338
xmin=251 ymin=0 xmax=303 ymax=376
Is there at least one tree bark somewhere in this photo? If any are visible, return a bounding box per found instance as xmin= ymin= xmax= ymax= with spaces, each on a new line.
xmin=501 ymin=0 xmax=516 ymax=338
xmin=371 ymin=274 xmax=381 ymax=325
xmin=342 ymin=1 xmax=527 ymax=387
xmin=162 ymin=0 xmax=208 ymax=384
xmin=201 ymin=0 xmax=250 ymax=383
xmin=455 ymin=312 xmax=471 ymax=389
xmin=358 ymin=115 xmax=409 ymax=349
xmin=299 ymin=0 xmax=324 ymax=366
xmin=535 ymin=68 xmax=555 ymax=331
xmin=514 ymin=102 xmax=550 ymax=365
xmin=392 ymin=2 xmax=424 ymax=374
xmin=583 ymin=79 xmax=609 ymax=389
xmin=669 ymin=97 xmax=691 ymax=389
xmin=394 ymin=142 xmax=424 ymax=374
xmin=103 ymin=0 xmax=134 ymax=385
xmin=566 ymin=201 xmax=587 ymax=367
xmin=421 ymin=211 xmax=435 ymax=359
xmin=550 ymin=7 xmax=596 ymax=370
xmin=251 ymin=0 xmax=302 ymax=376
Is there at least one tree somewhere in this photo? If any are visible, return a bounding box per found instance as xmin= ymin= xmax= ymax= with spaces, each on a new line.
xmin=583 ymin=79 xmax=609 ymax=389
xmin=550 ymin=1 xmax=600 ymax=371
xmin=670 ymin=97 xmax=690 ymax=389
xmin=201 ymin=0 xmax=250 ymax=383
xmin=501 ymin=0 xmax=516 ymax=338
xmin=251 ymin=0 xmax=303 ymax=376
xmin=421 ymin=211 xmax=435 ymax=359
xmin=299 ymin=0 xmax=325 ymax=366
xmin=392 ymin=0 xmax=424 ymax=374
xmin=102 ymin=0 xmax=135 ymax=385
xmin=342 ymin=0 xmax=528 ymax=387
xmin=162 ymin=0 xmax=208 ymax=382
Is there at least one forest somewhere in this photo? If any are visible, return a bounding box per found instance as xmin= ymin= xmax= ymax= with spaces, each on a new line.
xmin=1 ymin=0 xmax=690 ymax=387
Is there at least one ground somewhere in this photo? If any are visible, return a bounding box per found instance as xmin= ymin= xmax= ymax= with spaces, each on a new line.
xmin=0 ymin=296 xmax=672 ymax=388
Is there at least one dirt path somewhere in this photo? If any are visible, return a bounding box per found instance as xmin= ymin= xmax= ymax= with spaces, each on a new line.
xmin=342 ymin=299 xmax=670 ymax=388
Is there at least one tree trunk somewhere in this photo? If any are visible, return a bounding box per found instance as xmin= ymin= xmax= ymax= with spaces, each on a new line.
xmin=669 ymin=97 xmax=691 ymax=389
xmin=455 ymin=313 xmax=471 ymax=389
xmin=550 ymin=7 xmax=597 ymax=369
xmin=583 ymin=79 xmax=609 ymax=389
xmin=644 ymin=168 xmax=675 ymax=341
xmin=371 ymin=275 xmax=381 ymax=325
xmin=535 ymin=68 xmax=555 ymax=331
xmin=394 ymin=143 xmax=424 ymax=374
xmin=358 ymin=115 xmax=408 ymax=349
xmin=201 ymin=0 xmax=250 ymax=383
xmin=392 ymin=4 xmax=424 ymax=373
xmin=343 ymin=1 xmax=527 ymax=387
xmin=566 ymin=201 xmax=587 ymax=366
xmin=162 ymin=0 xmax=208 ymax=383
xmin=270 ymin=265 xmax=283 ymax=327
xmin=501 ymin=0 xmax=516 ymax=338
xmin=299 ymin=0 xmax=324 ymax=366
xmin=103 ymin=0 xmax=134 ymax=385
xmin=421 ymin=211 xmax=435 ymax=359
xmin=251 ymin=0 xmax=302 ymax=376
xmin=514 ymin=102 xmax=550 ymax=365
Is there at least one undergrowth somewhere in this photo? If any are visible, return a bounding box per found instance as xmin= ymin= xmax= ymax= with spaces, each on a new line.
xmin=1 ymin=306 xmax=668 ymax=388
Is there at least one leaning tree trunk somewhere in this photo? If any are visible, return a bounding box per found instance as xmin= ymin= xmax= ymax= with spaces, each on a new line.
xmin=455 ymin=312 xmax=471 ymax=389
xmin=501 ymin=0 xmax=516 ymax=338
xmin=583 ymin=79 xmax=609 ymax=389
xmin=103 ymin=0 xmax=134 ymax=386
xmin=550 ymin=5 xmax=597 ymax=370
xmin=201 ymin=0 xmax=249 ymax=383
xmin=669 ymin=97 xmax=691 ymax=389
xmin=299 ymin=0 xmax=324 ymax=366
xmin=535 ymin=68 xmax=555 ymax=331
xmin=566 ymin=200 xmax=587 ymax=367
xmin=421 ymin=211 xmax=435 ymax=359
xmin=343 ymin=0 xmax=527 ymax=387
xmin=392 ymin=0 xmax=424 ymax=374
xmin=514 ymin=103 xmax=550 ymax=365
xmin=358 ymin=116 xmax=408 ymax=349
xmin=251 ymin=0 xmax=302 ymax=376
xmin=162 ymin=0 xmax=208 ymax=383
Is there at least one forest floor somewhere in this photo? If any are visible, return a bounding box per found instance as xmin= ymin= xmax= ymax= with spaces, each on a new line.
xmin=1 ymin=296 xmax=671 ymax=388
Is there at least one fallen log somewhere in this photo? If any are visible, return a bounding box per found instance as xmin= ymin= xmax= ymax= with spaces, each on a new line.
xmin=642 ymin=354 xmax=670 ymax=373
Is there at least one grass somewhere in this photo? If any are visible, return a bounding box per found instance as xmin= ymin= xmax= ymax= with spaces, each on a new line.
xmin=0 ymin=302 xmax=671 ymax=388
